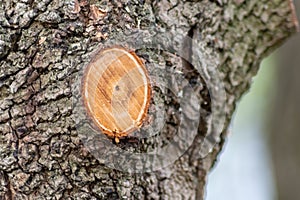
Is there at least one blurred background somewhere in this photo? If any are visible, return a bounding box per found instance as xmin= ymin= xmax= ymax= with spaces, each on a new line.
xmin=206 ymin=1 xmax=300 ymax=200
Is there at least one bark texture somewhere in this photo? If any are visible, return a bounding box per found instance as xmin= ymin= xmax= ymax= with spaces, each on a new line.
xmin=0 ymin=0 xmax=298 ymax=199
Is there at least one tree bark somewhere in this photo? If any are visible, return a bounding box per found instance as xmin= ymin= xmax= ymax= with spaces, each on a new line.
xmin=0 ymin=0 xmax=297 ymax=199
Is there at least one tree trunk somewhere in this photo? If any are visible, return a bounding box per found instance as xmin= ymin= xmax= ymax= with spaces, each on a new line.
xmin=269 ymin=1 xmax=300 ymax=199
xmin=0 ymin=0 xmax=297 ymax=199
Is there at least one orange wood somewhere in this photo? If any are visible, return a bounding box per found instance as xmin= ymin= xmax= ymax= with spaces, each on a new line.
xmin=82 ymin=47 xmax=151 ymax=140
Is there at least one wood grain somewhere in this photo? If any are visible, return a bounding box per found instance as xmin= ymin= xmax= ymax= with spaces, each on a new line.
xmin=82 ymin=47 xmax=151 ymax=140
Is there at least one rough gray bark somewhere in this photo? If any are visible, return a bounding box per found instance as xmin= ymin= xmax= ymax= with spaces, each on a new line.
xmin=0 ymin=0 xmax=297 ymax=199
